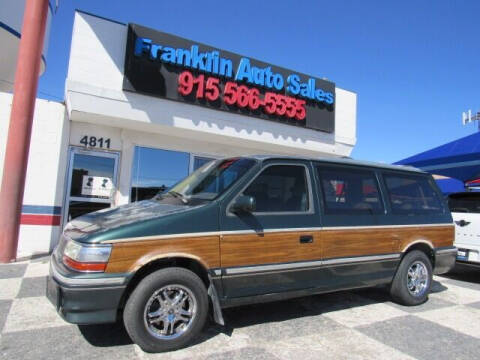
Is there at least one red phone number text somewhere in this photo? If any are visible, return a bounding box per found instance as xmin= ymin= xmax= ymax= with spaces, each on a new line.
xmin=178 ymin=70 xmax=306 ymax=121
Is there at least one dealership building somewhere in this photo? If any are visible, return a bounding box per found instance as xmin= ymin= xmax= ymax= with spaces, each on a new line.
xmin=0 ymin=11 xmax=357 ymax=258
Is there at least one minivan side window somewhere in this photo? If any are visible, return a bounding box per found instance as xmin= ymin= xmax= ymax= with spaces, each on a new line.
xmin=243 ymin=165 xmax=309 ymax=213
xmin=317 ymin=166 xmax=383 ymax=215
xmin=383 ymin=174 xmax=442 ymax=214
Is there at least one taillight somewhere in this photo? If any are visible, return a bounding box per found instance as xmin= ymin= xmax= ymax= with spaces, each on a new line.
xmin=62 ymin=240 xmax=112 ymax=273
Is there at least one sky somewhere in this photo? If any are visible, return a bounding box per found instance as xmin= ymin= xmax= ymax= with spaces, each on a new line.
xmin=37 ymin=0 xmax=480 ymax=164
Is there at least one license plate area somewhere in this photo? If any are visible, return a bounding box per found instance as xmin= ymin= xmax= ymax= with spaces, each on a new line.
xmin=457 ymin=248 xmax=469 ymax=261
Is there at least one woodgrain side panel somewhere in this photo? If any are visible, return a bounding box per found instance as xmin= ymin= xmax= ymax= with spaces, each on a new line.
xmin=221 ymin=225 xmax=455 ymax=268
xmin=105 ymin=236 xmax=220 ymax=273
xmin=104 ymin=225 xmax=454 ymax=273
xmin=221 ymin=231 xmax=322 ymax=268
xmin=321 ymin=228 xmax=395 ymax=259
xmin=394 ymin=225 xmax=454 ymax=252
xmin=322 ymin=225 xmax=455 ymax=259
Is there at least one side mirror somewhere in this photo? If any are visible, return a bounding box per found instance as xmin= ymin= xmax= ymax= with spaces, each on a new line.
xmin=231 ymin=195 xmax=256 ymax=213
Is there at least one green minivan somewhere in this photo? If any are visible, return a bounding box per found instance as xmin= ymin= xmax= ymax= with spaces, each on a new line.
xmin=47 ymin=155 xmax=456 ymax=352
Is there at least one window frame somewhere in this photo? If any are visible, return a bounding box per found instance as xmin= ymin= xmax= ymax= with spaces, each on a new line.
xmin=315 ymin=164 xmax=386 ymax=216
xmin=381 ymin=171 xmax=445 ymax=216
xmin=227 ymin=162 xmax=315 ymax=216
xmin=189 ymin=153 xmax=219 ymax=174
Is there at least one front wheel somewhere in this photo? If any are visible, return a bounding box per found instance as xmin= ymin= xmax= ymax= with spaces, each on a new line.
xmin=124 ymin=267 xmax=209 ymax=353
xmin=390 ymin=250 xmax=433 ymax=306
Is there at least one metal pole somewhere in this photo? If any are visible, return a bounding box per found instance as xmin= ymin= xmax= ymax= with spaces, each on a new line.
xmin=0 ymin=0 xmax=49 ymax=262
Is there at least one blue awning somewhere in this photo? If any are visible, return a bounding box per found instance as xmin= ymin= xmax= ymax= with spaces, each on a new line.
xmin=395 ymin=132 xmax=480 ymax=182
xmin=434 ymin=178 xmax=465 ymax=195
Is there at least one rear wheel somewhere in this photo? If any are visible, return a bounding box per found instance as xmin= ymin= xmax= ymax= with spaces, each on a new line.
xmin=124 ymin=267 xmax=208 ymax=353
xmin=390 ymin=250 xmax=432 ymax=306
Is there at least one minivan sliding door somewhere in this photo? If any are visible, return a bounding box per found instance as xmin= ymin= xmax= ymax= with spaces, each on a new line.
xmin=314 ymin=164 xmax=399 ymax=289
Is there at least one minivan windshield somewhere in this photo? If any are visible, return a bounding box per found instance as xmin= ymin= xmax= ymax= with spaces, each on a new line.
xmin=159 ymin=158 xmax=257 ymax=202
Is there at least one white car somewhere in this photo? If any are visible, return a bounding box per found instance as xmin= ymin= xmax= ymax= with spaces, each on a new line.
xmin=448 ymin=192 xmax=480 ymax=266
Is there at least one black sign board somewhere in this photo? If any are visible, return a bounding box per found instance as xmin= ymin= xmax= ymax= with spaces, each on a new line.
xmin=123 ymin=24 xmax=335 ymax=133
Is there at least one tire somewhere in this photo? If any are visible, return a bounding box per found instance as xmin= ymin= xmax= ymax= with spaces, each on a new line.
xmin=123 ymin=267 xmax=209 ymax=353
xmin=390 ymin=250 xmax=433 ymax=306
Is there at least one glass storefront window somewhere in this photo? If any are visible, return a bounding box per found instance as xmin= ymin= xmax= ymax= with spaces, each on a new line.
xmin=131 ymin=147 xmax=190 ymax=202
xmin=192 ymin=156 xmax=215 ymax=171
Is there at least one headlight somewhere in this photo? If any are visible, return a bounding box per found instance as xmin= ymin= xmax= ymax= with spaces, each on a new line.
xmin=62 ymin=239 xmax=112 ymax=272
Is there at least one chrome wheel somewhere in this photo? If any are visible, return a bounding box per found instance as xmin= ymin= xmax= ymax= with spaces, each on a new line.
xmin=143 ymin=284 xmax=197 ymax=340
xmin=406 ymin=261 xmax=429 ymax=297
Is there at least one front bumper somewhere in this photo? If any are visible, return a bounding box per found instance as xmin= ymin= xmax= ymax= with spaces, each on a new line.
xmin=47 ymin=255 xmax=129 ymax=324
xmin=433 ymin=247 xmax=457 ymax=275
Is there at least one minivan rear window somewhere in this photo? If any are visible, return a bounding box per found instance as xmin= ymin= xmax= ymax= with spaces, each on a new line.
xmin=317 ymin=166 xmax=383 ymax=215
xmin=383 ymin=174 xmax=442 ymax=214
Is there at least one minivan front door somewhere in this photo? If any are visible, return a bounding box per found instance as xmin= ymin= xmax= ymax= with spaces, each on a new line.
xmin=63 ymin=148 xmax=119 ymax=226
xmin=219 ymin=161 xmax=322 ymax=298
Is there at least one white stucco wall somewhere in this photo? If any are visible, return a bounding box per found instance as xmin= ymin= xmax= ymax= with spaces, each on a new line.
xmin=0 ymin=93 xmax=12 ymax=183
xmin=0 ymin=92 xmax=68 ymax=258
xmin=65 ymin=11 xmax=357 ymax=159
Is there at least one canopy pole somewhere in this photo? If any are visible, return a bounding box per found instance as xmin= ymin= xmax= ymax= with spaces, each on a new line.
xmin=0 ymin=0 xmax=49 ymax=263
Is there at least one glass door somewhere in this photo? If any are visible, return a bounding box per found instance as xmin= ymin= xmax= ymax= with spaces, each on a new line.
xmin=63 ymin=147 xmax=119 ymax=225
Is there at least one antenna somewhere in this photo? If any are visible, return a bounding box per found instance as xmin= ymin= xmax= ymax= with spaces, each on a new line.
xmin=462 ymin=109 xmax=480 ymax=131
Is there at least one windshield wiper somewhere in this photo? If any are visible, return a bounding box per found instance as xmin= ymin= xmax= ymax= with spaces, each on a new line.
xmin=168 ymin=191 xmax=189 ymax=204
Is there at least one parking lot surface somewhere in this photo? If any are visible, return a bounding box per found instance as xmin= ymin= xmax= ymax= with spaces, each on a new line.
xmin=0 ymin=256 xmax=479 ymax=360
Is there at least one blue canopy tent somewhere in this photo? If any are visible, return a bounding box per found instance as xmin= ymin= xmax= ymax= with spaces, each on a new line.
xmin=395 ymin=132 xmax=480 ymax=194
xmin=432 ymin=177 xmax=465 ymax=194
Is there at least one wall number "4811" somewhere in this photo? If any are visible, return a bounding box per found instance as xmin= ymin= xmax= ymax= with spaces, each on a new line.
xmin=80 ymin=136 xmax=111 ymax=149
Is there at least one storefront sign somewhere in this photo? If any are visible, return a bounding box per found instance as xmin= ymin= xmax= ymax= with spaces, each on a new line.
xmin=123 ymin=24 xmax=335 ymax=133
xmin=81 ymin=176 xmax=113 ymax=198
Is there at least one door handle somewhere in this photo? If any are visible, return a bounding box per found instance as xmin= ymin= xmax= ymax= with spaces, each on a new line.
xmin=299 ymin=235 xmax=313 ymax=244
